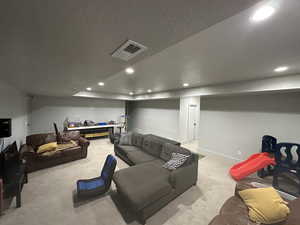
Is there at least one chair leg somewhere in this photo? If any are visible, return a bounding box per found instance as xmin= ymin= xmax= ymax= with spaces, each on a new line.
xmin=16 ymin=191 xmax=21 ymax=208
xmin=272 ymin=169 xmax=279 ymax=189
xmin=138 ymin=218 xmax=146 ymax=225
xmin=297 ymin=172 xmax=300 ymax=196
xmin=24 ymin=173 xmax=28 ymax=184
xmin=138 ymin=213 xmax=146 ymax=225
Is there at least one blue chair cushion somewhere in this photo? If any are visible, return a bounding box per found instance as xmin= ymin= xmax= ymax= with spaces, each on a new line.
xmin=78 ymin=178 xmax=105 ymax=190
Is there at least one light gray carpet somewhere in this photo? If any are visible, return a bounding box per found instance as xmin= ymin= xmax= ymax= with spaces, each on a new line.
xmin=1 ymin=139 xmax=236 ymax=225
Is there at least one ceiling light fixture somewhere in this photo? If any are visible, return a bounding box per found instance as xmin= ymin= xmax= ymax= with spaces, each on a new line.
xmin=251 ymin=5 xmax=275 ymax=22
xmin=129 ymin=92 xmax=134 ymax=95
xmin=86 ymin=87 xmax=92 ymax=91
xmin=125 ymin=67 xmax=135 ymax=74
xmin=147 ymin=89 xmax=152 ymax=93
xmin=98 ymin=82 xmax=105 ymax=86
xmin=274 ymin=66 xmax=288 ymax=72
xmin=183 ymin=83 xmax=189 ymax=87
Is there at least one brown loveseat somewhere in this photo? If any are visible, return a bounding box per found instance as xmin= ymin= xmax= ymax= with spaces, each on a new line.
xmin=209 ymin=178 xmax=300 ymax=225
xmin=20 ymin=131 xmax=89 ymax=172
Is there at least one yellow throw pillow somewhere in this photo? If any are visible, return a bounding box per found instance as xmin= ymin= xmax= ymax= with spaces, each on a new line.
xmin=37 ymin=142 xmax=57 ymax=154
xmin=239 ymin=187 xmax=290 ymax=224
xmin=56 ymin=140 xmax=77 ymax=151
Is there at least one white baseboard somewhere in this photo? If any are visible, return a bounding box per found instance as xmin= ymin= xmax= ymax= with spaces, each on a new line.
xmin=197 ymin=146 xmax=240 ymax=162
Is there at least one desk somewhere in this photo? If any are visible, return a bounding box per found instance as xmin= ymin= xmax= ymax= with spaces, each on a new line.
xmin=67 ymin=124 xmax=122 ymax=139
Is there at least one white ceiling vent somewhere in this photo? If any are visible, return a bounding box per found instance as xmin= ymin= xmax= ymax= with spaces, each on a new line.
xmin=111 ymin=40 xmax=147 ymax=61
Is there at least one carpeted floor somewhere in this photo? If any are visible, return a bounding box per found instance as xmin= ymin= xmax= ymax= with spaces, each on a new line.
xmin=1 ymin=139 xmax=236 ymax=225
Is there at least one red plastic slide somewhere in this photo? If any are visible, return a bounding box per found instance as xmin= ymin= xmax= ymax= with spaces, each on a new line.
xmin=230 ymin=152 xmax=276 ymax=181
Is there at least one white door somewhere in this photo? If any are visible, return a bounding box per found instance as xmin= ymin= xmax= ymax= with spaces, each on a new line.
xmin=187 ymin=104 xmax=197 ymax=141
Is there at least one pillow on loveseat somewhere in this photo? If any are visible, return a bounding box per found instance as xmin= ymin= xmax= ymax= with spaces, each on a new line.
xmin=239 ymin=187 xmax=290 ymax=224
xmin=37 ymin=142 xmax=57 ymax=154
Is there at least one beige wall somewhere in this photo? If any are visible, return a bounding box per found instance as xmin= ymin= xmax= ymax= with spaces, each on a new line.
xmin=128 ymin=99 xmax=180 ymax=140
xmin=29 ymin=96 xmax=125 ymax=134
xmin=199 ymin=92 xmax=300 ymax=160
xmin=0 ymin=80 xmax=29 ymax=149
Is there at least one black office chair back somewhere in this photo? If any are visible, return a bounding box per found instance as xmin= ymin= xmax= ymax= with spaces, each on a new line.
xmin=261 ymin=135 xmax=277 ymax=153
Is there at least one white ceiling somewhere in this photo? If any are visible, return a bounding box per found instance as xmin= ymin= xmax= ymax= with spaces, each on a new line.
xmin=0 ymin=0 xmax=261 ymax=96
xmin=94 ymin=0 xmax=300 ymax=96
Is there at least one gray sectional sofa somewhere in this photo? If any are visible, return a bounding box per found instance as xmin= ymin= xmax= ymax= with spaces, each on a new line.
xmin=113 ymin=132 xmax=199 ymax=224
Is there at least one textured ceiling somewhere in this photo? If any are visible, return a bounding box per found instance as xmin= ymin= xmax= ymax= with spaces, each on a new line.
xmin=0 ymin=0 xmax=261 ymax=96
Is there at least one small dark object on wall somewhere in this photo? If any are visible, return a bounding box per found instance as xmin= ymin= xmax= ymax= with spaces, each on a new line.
xmin=0 ymin=119 xmax=11 ymax=138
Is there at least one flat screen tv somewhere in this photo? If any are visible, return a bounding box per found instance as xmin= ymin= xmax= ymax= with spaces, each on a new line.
xmin=0 ymin=118 xmax=12 ymax=138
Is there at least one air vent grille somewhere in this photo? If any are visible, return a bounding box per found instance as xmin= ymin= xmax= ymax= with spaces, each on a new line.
xmin=124 ymin=44 xmax=141 ymax=54
xmin=112 ymin=40 xmax=147 ymax=61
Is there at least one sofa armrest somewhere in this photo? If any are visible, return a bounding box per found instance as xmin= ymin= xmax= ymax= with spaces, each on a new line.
xmin=20 ymin=144 xmax=35 ymax=157
xmin=78 ymin=137 xmax=90 ymax=147
xmin=169 ymin=153 xmax=199 ymax=192
xmin=19 ymin=144 xmax=37 ymax=166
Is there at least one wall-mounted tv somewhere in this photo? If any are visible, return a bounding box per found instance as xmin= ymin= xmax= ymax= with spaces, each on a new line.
xmin=0 ymin=119 xmax=12 ymax=138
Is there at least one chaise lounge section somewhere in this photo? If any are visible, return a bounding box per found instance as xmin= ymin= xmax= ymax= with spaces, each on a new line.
xmin=113 ymin=133 xmax=198 ymax=224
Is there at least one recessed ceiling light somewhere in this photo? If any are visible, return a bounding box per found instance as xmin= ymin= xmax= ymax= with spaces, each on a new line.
xmin=147 ymin=89 xmax=152 ymax=93
xmin=183 ymin=83 xmax=189 ymax=87
xmin=86 ymin=87 xmax=92 ymax=91
xmin=98 ymin=82 xmax=105 ymax=86
xmin=129 ymin=92 xmax=134 ymax=95
xmin=125 ymin=67 xmax=135 ymax=74
xmin=274 ymin=66 xmax=288 ymax=72
xmin=251 ymin=5 xmax=275 ymax=22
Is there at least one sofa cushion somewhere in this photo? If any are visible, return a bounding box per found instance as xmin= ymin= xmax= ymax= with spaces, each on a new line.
xmin=145 ymin=134 xmax=181 ymax=146
xmin=119 ymin=132 xmax=133 ymax=145
xmin=131 ymin=132 xmax=144 ymax=147
xmin=26 ymin=133 xmax=56 ymax=150
xmin=127 ymin=151 xmax=156 ymax=164
xmin=220 ymin=196 xmax=249 ymax=216
xmin=148 ymin=159 xmax=166 ymax=167
xmin=44 ymin=134 xmax=57 ymax=144
xmin=285 ymin=198 xmax=300 ymax=225
xmin=113 ymin=162 xmax=171 ymax=210
xmin=117 ymin=145 xmax=141 ymax=155
xmin=61 ymin=146 xmax=82 ymax=157
xmin=160 ymin=143 xmax=192 ymax=162
xmin=37 ymin=150 xmax=63 ymax=159
xmin=208 ymin=214 xmax=257 ymax=225
xmin=210 ymin=197 xmax=257 ymax=225
xmin=142 ymin=136 xmax=164 ymax=158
